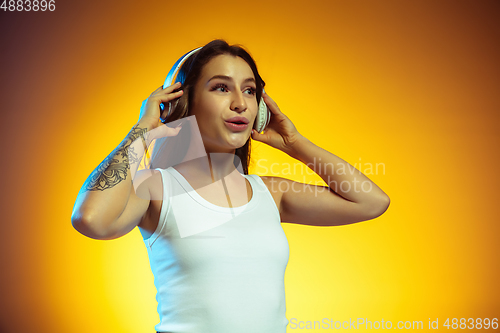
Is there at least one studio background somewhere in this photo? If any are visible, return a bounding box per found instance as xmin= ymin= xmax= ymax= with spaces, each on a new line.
xmin=0 ymin=0 xmax=498 ymax=332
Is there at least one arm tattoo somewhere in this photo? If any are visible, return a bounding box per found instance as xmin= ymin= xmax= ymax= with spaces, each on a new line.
xmin=83 ymin=124 xmax=149 ymax=191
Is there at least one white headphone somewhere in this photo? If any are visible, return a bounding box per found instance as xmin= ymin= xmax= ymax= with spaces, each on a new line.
xmin=159 ymin=47 xmax=271 ymax=133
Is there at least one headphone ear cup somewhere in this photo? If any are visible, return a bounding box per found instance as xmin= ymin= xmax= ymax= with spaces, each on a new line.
xmin=253 ymin=97 xmax=271 ymax=133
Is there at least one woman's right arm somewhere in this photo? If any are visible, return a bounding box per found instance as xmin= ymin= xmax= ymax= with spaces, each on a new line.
xmin=71 ymin=83 xmax=184 ymax=240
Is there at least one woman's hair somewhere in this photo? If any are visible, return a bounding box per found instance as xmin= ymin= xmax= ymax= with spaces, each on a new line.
xmin=148 ymin=39 xmax=265 ymax=175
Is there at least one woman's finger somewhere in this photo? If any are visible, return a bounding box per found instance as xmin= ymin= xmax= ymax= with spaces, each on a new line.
xmin=158 ymin=89 xmax=183 ymax=104
xmin=263 ymin=93 xmax=282 ymax=115
xmin=161 ymin=81 xmax=182 ymax=93
xmin=164 ymin=88 xmax=184 ymax=99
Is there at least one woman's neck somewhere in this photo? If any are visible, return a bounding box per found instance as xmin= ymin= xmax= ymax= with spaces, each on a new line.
xmin=175 ymin=151 xmax=240 ymax=183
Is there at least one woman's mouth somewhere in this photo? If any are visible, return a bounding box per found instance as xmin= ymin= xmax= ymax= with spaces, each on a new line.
xmin=225 ymin=121 xmax=249 ymax=131
xmin=225 ymin=116 xmax=249 ymax=131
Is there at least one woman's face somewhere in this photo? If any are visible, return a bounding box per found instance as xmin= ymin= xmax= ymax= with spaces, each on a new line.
xmin=189 ymin=54 xmax=258 ymax=154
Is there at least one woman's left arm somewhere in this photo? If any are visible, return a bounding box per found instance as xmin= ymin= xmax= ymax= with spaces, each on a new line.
xmin=251 ymin=92 xmax=390 ymax=226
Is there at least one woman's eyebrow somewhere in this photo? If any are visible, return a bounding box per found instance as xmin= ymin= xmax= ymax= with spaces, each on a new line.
xmin=207 ymin=75 xmax=255 ymax=84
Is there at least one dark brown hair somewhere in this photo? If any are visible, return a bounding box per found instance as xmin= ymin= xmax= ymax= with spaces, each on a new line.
xmin=156 ymin=39 xmax=266 ymax=175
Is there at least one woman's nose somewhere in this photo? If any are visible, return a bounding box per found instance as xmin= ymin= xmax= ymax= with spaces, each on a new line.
xmin=230 ymin=91 xmax=247 ymax=112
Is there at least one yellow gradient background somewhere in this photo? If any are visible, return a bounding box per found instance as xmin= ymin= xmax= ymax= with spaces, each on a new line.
xmin=0 ymin=0 xmax=498 ymax=332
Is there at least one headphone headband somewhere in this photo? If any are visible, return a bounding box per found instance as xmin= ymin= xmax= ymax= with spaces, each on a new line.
xmin=162 ymin=47 xmax=202 ymax=89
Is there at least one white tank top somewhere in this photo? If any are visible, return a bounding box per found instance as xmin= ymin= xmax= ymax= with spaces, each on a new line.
xmin=143 ymin=167 xmax=290 ymax=333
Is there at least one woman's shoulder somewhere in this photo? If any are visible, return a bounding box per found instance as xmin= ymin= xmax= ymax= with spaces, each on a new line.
xmin=250 ymin=174 xmax=289 ymax=188
xmin=248 ymin=175 xmax=287 ymax=208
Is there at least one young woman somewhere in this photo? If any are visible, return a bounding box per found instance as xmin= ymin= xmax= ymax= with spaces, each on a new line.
xmin=72 ymin=39 xmax=390 ymax=333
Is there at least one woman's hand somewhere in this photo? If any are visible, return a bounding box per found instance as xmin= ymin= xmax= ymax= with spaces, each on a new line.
xmin=251 ymin=92 xmax=304 ymax=155
xmin=138 ymin=82 xmax=185 ymax=141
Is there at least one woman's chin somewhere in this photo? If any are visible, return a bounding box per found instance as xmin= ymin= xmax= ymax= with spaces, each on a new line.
xmin=202 ymin=133 xmax=250 ymax=153
xmin=227 ymin=135 xmax=250 ymax=147
xmin=231 ymin=142 xmax=248 ymax=150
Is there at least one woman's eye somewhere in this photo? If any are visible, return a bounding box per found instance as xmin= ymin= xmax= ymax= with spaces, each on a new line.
xmin=212 ymin=84 xmax=255 ymax=95
xmin=213 ymin=83 xmax=228 ymax=92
